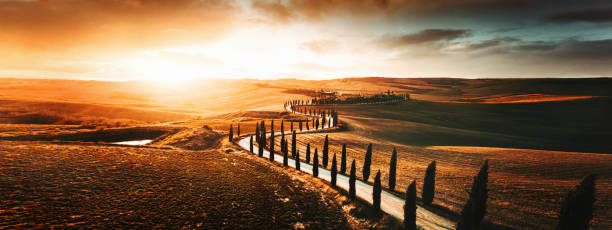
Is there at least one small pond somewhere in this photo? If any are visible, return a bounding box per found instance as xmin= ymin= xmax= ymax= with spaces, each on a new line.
xmin=112 ymin=140 xmax=153 ymax=146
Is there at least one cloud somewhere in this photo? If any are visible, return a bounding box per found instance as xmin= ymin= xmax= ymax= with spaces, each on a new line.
xmin=249 ymin=0 xmax=535 ymax=22
xmin=540 ymin=39 xmax=612 ymax=60
xmin=548 ymin=8 xmax=612 ymax=23
xmin=300 ymin=40 xmax=340 ymax=53
xmin=0 ymin=0 xmax=238 ymax=52
xmin=251 ymin=0 xmax=295 ymax=23
xmin=443 ymin=37 xmax=519 ymax=52
xmin=379 ymin=29 xmax=471 ymax=48
xmin=443 ymin=37 xmax=612 ymax=62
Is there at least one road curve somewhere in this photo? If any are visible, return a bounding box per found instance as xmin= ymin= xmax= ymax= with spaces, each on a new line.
xmin=237 ymin=105 xmax=455 ymax=230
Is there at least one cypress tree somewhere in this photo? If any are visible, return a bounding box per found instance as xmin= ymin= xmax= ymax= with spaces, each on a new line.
xmin=283 ymin=141 xmax=288 ymax=167
xmin=290 ymin=121 xmax=293 ymax=131
xmin=363 ymin=143 xmax=372 ymax=181
xmin=472 ymin=160 xmax=489 ymax=225
xmin=260 ymin=120 xmax=266 ymax=148
xmin=284 ymin=139 xmax=288 ymax=158
xmin=373 ymin=170 xmax=382 ymax=212
xmin=556 ymin=174 xmax=598 ymax=230
xmin=269 ymin=127 xmax=275 ymax=162
xmin=457 ymin=160 xmax=489 ymax=230
xmin=331 ymin=153 xmax=337 ymax=187
xmin=404 ymin=180 xmax=417 ymax=230
xmin=291 ymin=130 xmax=297 ymax=158
xmin=457 ymin=201 xmax=474 ymax=230
xmin=237 ymin=123 xmax=240 ymax=137
xmin=296 ymin=150 xmax=300 ymax=170
xmin=313 ymin=148 xmax=319 ymax=177
xmin=389 ymin=148 xmax=397 ymax=191
xmin=280 ymin=130 xmax=285 ymax=155
xmin=255 ymin=121 xmax=260 ymax=143
xmin=349 ymin=160 xmax=356 ymax=200
xmin=422 ymin=161 xmax=437 ymax=205
xmin=280 ymin=120 xmax=284 ymax=134
xmin=249 ymin=135 xmax=253 ymax=153
xmin=315 ymin=118 xmax=319 ymax=130
xmin=340 ymin=143 xmax=347 ymax=174
xmin=299 ymin=121 xmax=303 ymax=131
xmin=333 ymin=111 xmax=339 ymax=127
xmin=306 ymin=143 xmax=311 ymax=163
xmin=229 ymin=124 xmax=233 ymax=142
xmin=323 ymin=135 xmax=329 ymax=168
xmin=306 ymin=120 xmax=310 ymax=130
xmin=258 ymin=137 xmax=264 ymax=157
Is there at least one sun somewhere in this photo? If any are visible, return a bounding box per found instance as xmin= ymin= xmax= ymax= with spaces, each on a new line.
xmin=113 ymin=54 xmax=201 ymax=83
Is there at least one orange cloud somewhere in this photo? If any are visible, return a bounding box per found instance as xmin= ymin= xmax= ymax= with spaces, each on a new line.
xmin=0 ymin=0 xmax=239 ymax=52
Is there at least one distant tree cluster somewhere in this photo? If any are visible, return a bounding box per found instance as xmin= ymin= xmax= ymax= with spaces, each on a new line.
xmin=284 ymin=91 xmax=409 ymax=107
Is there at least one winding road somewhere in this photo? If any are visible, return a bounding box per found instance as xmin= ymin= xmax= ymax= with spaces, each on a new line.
xmin=237 ymin=105 xmax=455 ymax=230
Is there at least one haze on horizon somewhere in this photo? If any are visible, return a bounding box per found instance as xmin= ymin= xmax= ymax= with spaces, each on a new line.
xmin=1 ymin=0 xmax=611 ymax=81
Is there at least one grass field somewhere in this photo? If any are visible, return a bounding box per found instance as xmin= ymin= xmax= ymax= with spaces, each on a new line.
xmin=283 ymin=131 xmax=612 ymax=229
xmin=308 ymin=97 xmax=611 ymax=154
xmin=0 ymin=141 xmax=349 ymax=229
xmin=1 ymin=77 xmax=610 ymax=229
xmin=286 ymin=98 xmax=612 ymax=229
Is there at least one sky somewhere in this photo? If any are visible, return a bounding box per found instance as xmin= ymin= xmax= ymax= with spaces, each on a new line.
xmin=1 ymin=0 xmax=611 ymax=81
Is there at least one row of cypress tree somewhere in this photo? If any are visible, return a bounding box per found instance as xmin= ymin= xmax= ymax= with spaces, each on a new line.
xmin=304 ymin=135 xmax=598 ymax=230
xmin=246 ymin=101 xmax=596 ymax=230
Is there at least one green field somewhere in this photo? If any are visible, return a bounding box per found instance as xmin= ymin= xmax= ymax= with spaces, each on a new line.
xmin=316 ymin=97 xmax=611 ymax=154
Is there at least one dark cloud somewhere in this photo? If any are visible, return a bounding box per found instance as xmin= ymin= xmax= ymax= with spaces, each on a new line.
xmin=512 ymin=42 xmax=558 ymax=52
xmin=447 ymin=37 xmax=612 ymax=61
xmin=542 ymin=39 xmax=612 ymax=60
xmin=379 ymin=29 xmax=471 ymax=48
xmin=461 ymin=37 xmax=520 ymax=51
xmin=548 ymin=8 xmax=612 ymax=23
xmin=250 ymin=0 xmax=531 ymax=22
